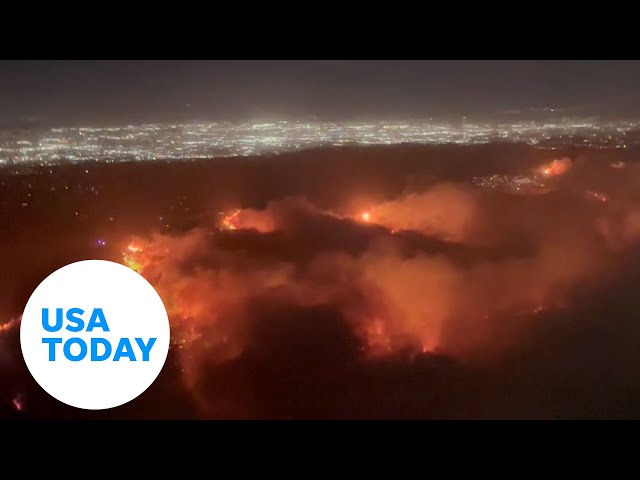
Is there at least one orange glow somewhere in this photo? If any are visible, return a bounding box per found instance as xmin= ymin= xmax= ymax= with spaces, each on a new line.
xmin=343 ymin=184 xmax=481 ymax=244
xmin=114 ymin=180 xmax=614 ymax=389
xmin=362 ymin=317 xmax=393 ymax=354
xmin=218 ymin=207 xmax=277 ymax=233
xmin=0 ymin=317 xmax=19 ymax=333
xmin=221 ymin=209 xmax=240 ymax=230
xmin=127 ymin=242 xmax=142 ymax=253
xmin=536 ymin=157 xmax=572 ymax=177
xmin=122 ymin=240 xmax=151 ymax=274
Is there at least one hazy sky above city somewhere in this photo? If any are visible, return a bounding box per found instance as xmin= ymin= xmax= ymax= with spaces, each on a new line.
xmin=2 ymin=60 xmax=640 ymax=127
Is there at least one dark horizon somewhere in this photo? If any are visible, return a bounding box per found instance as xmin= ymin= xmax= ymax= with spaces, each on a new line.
xmin=2 ymin=60 xmax=640 ymax=128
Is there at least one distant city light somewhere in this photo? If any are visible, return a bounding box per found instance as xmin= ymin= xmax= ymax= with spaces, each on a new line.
xmin=0 ymin=118 xmax=638 ymax=166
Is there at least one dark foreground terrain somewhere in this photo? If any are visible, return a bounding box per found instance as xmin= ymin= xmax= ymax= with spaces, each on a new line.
xmin=3 ymin=143 xmax=640 ymax=419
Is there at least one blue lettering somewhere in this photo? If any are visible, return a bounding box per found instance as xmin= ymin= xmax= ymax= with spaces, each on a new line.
xmin=86 ymin=308 xmax=110 ymax=332
xmin=65 ymin=308 xmax=85 ymax=332
xmin=113 ymin=338 xmax=136 ymax=361
xmin=42 ymin=337 xmax=62 ymax=360
xmin=42 ymin=308 xmax=63 ymax=332
xmin=63 ymin=337 xmax=88 ymax=361
xmin=135 ymin=338 xmax=156 ymax=361
xmin=91 ymin=337 xmax=112 ymax=361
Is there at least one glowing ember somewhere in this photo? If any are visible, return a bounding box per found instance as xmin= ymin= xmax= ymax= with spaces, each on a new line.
xmin=220 ymin=209 xmax=240 ymax=230
xmin=360 ymin=211 xmax=372 ymax=223
xmin=124 ymin=258 xmax=144 ymax=273
xmin=127 ymin=243 xmax=142 ymax=253
xmin=123 ymin=241 xmax=149 ymax=273
xmin=536 ymin=157 xmax=572 ymax=177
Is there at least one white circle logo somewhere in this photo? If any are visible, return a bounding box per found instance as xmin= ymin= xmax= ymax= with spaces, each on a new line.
xmin=20 ymin=260 xmax=170 ymax=410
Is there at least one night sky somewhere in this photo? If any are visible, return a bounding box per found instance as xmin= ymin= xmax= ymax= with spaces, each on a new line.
xmin=1 ymin=60 xmax=640 ymax=127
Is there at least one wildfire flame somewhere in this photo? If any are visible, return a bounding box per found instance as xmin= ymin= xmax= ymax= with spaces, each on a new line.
xmin=127 ymin=243 xmax=142 ymax=253
xmin=220 ymin=209 xmax=240 ymax=231
xmin=122 ymin=241 xmax=151 ymax=274
xmin=116 ymin=180 xmax=613 ymax=387
xmin=536 ymin=157 xmax=572 ymax=177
